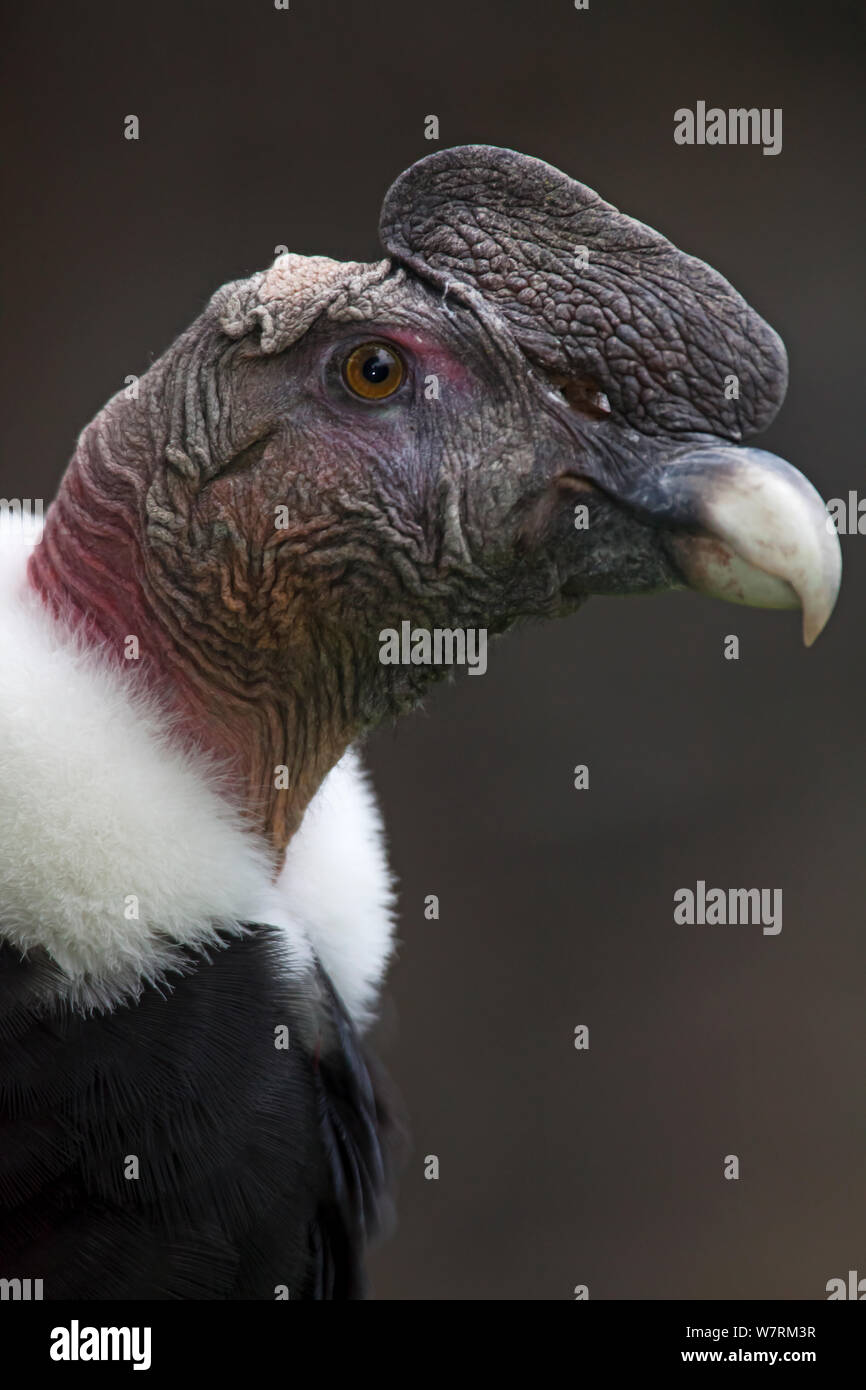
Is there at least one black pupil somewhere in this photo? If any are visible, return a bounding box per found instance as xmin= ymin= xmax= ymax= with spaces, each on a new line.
xmin=362 ymin=350 xmax=392 ymax=384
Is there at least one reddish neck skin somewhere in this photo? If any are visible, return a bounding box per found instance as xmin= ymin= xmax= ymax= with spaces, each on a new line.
xmin=28 ymin=469 xmax=343 ymax=867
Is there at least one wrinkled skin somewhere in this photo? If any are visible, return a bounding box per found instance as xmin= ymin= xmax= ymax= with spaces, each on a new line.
xmin=29 ymin=146 xmax=840 ymax=856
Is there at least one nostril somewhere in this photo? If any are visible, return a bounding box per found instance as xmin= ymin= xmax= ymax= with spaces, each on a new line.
xmin=553 ymin=472 xmax=598 ymax=494
xmin=546 ymin=371 xmax=612 ymax=418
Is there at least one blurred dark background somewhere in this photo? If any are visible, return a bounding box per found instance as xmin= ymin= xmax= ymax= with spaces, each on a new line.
xmin=1 ymin=0 xmax=863 ymax=1299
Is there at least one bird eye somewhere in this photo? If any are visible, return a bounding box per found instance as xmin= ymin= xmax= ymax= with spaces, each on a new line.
xmin=342 ymin=342 xmax=405 ymax=401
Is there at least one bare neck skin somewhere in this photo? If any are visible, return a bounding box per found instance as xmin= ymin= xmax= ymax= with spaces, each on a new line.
xmin=27 ymin=447 xmax=350 ymax=864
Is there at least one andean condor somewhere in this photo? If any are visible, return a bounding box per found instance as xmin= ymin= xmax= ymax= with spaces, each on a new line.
xmin=0 ymin=146 xmax=841 ymax=1298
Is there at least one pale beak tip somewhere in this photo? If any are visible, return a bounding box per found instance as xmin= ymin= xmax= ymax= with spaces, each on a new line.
xmin=801 ymin=590 xmax=838 ymax=648
xmin=800 ymin=549 xmax=842 ymax=648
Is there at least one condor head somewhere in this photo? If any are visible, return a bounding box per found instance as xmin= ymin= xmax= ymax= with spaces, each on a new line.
xmin=31 ymin=145 xmax=841 ymax=849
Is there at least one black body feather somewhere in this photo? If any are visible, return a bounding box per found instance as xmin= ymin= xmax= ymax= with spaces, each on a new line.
xmin=0 ymin=928 xmax=394 ymax=1299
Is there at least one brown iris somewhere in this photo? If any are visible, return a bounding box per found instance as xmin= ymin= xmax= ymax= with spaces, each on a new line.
xmin=342 ymin=342 xmax=405 ymax=400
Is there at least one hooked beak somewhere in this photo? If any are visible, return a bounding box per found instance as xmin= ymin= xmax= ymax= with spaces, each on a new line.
xmin=379 ymin=145 xmax=841 ymax=644
xmin=614 ymin=442 xmax=842 ymax=646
